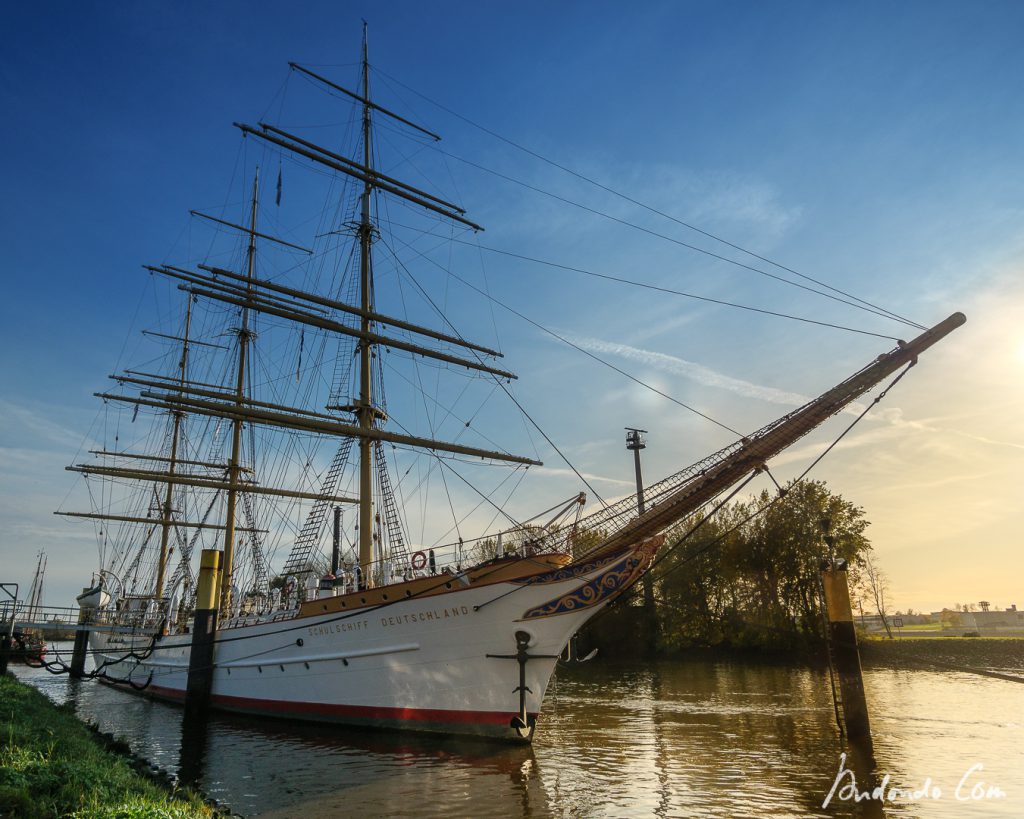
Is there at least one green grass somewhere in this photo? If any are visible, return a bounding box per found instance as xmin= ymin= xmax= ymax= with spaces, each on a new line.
xmin=0 ymin=674 xmax=214 ymax=818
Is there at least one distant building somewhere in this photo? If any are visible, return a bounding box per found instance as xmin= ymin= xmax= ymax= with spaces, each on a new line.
xmin=927 ymin=603 xmax=1024 ymax=635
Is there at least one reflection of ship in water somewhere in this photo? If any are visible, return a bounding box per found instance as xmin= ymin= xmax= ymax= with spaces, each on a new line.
xmin=183 ymin=707 xmax=549 ymax=818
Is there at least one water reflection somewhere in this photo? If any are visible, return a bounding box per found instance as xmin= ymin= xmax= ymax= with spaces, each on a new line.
xmin=178 ymin=713 xmax=210 ymax=790
xmin=13 ymin=648 xmax=1023 ymax=817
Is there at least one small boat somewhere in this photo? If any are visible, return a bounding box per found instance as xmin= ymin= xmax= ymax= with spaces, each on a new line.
xmin=76 ymin=580 xmax=111 ymax=611
xmin=8 ymin=552 xmax=48 ymax=664
xmin=10 ymin=630 xmax=47 ymax=664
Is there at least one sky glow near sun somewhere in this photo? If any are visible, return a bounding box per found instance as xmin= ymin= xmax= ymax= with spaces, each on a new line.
xmin=1 ymin=1 xmax=1022 ymax=616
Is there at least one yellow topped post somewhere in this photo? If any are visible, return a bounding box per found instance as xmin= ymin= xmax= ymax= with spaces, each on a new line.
xmin=821 ymin=558 xmax=872 ymax=744
xmin=195 ymin=549 xmax=222 ymax=612
xmin=186 ymin=548 xmax=222 ymax=717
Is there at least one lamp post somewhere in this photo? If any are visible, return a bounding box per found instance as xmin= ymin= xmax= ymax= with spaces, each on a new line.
xmin=626 ymin=428 xmax=656 ymax=647
xmin=625 ymin=428 xmax=647 ymax=514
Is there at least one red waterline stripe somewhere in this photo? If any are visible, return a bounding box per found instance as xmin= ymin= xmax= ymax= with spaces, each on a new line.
xmin=145 ymin=683 xmax=519 ymax=725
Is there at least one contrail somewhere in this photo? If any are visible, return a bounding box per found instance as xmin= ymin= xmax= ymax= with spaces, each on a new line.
xmin=565 ymin=334 xmax=809 ymax=406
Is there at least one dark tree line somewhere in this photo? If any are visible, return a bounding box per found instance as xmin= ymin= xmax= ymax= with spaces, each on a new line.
xmin=583 ymin=480 xmax=873 ymax=657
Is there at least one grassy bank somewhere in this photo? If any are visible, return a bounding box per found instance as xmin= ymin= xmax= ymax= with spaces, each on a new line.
xmin=0 ymin=673 xmax=214 ymax=818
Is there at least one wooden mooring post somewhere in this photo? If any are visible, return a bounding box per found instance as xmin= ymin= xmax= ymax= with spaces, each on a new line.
xmin=185 ymin=549 xmax=221 ymax=718
xmin=69 ymin=606 xmax=91 ymax=679
xmin=821 ymin=557 xmax=872 ymax=743
xmin=0 ymin=583 xmax=16 ymax=675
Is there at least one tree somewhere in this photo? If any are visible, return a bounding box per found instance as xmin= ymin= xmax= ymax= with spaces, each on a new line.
xmin=638 ymin=479 xmax=874 ymax=652
xmin=860 ymin=553 xmax=893 ymax=638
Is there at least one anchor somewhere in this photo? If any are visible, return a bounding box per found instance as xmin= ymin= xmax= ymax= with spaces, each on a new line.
xmin=487 ymin=630 xmax=559 ymax=740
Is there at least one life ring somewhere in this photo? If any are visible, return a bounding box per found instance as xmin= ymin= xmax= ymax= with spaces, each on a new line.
xmin=411 ymin=550 xmax=428 ymax=571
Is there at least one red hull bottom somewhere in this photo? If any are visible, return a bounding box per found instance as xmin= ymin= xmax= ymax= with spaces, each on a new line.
xmin=112 ymin=680 xmax=537 ymax=741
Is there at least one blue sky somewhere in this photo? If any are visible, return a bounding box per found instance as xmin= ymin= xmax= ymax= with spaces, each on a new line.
xmin=2 ymin=1 xmax=1022 ymax=614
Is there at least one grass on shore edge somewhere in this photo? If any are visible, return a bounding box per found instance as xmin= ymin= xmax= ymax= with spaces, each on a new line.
xmin=1 ymin=673 xmax=214 ymax=818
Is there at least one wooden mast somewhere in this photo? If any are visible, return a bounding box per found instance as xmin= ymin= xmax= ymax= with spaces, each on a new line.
xmin=153 ymin=296 xmax=193 ymax=600
xmin=220 ymin=170 xmax=259 ymax=612
xmin=357 ymin=23 xmax=375 ymax=587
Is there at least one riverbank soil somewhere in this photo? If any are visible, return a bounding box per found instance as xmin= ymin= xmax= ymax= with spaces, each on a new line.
xmin=0 ymin=673 xmax=213 ymax=818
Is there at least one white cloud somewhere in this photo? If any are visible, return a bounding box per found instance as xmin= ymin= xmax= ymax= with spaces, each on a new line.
xmin=0 ymin=399 xmax=96 ymax=451
xmin=564 ymin=333 xmax=809 ymax=406
xmin=533 ymin=465 xmax=634 ymax=488
xmin=681 ymin=171 xmax=804 ymax=240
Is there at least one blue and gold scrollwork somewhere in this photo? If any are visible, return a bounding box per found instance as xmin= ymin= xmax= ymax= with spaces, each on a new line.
xmin=518 ymin=536 xmax=663 ymax=620
xmin=511 ymin=553 xmax=619 ymax=586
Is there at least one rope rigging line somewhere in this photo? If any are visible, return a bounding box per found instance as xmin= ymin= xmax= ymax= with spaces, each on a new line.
xmin=380 ymin=407 xmax=530 ymax=533
xmin=370 ymin=65 xmax=924 ymax=331
xmin=429 ymin=147 xmax=911 ymax=327
xmin=438 ymin=236 xmax=902 ymax=342
xmin=375 ymin=232 xmax=612 ymax=504
xmin=427 ymin=465 xmax=531 ymax=552
xmin=387 ymin=230 xmax=743 ymax=438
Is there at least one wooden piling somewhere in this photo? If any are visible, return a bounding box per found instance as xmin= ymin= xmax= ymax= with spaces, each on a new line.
xmin=0 ymin=633 xmax=11 ymax=675
xmin=821 ymin=559 xmax=872 ymax=743
xmin=185 ymin=549 xmax=221 ymax=718
xmin=69 ymin=607 xmax=91 ymax=679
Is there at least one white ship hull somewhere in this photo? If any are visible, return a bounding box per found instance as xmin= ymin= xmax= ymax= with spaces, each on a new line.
xmin=87 ymin=539 xmax=659 ymax=741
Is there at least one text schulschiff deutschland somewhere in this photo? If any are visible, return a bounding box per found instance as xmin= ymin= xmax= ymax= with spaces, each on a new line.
xmin=307 ymin=606 xmax=471 ymax=637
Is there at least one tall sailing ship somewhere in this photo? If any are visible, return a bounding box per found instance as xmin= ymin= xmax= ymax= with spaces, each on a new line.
xmin=60 ymin=34 xmax=964 ymax=741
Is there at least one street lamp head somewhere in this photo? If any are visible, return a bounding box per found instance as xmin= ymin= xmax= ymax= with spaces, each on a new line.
xmin=625 ymin=427 xmax=647 ymax=451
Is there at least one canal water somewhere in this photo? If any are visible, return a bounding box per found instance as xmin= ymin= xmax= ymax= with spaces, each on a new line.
xmin=13 ymin=645 xmax=1023 ymax=817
